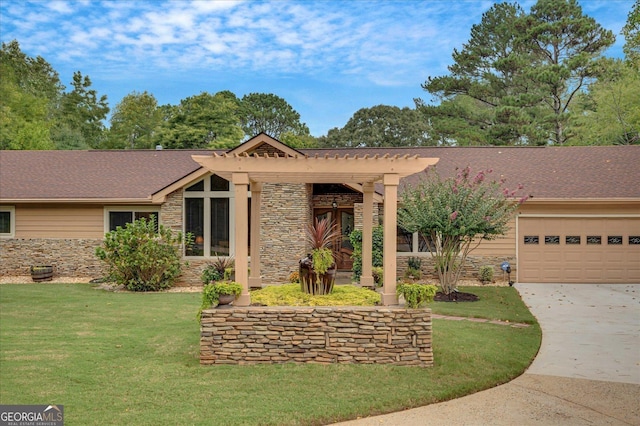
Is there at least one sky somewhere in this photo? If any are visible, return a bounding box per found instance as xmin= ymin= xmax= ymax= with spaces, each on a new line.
xmin=0 ymin=0 xmax=633 ymax=137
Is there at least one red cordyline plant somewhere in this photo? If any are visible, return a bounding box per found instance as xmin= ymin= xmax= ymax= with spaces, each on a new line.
xmin=305 ymin=217 xmax=340 ymax=251
xmin=398 ymin=166 xmax=529 ymax=295
xmin=300 ymin=217 xmax=340 ymax=295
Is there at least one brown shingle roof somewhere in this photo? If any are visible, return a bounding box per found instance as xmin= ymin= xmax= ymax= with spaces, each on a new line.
xmin=1 ymin=146 xmax=638 ymax=202
xmin=0 ymin=150 xmax=215 ymax=201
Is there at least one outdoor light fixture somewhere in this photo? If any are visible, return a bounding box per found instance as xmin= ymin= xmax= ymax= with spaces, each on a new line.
xmin=332 ymin=199 xmax=338 ymax=209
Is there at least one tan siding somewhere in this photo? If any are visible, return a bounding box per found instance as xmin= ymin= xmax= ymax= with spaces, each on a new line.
xmin=15 ymin=204 xmax=104 ymax=239
xmin=472 ymin=218 xmax=516 ymax=256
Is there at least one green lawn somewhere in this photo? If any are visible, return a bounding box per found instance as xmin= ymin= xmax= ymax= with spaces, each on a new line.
xmin=0 ymin=284 xmax=540 ymax=426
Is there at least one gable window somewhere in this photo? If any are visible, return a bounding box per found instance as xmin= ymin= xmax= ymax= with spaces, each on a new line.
xmin=184 ymin=174 xmax=247 ymax=258
xmin=104 ymin=208 xmax=160 ymax=233
xmin=0 ymin=206 xmax=15 ymax=238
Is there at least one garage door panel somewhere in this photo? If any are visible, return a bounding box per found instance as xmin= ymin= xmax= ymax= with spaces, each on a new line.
xmin=519 ymin=217 xmax=640 ymax=283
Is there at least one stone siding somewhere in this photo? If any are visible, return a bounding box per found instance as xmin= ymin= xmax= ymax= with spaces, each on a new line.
xmin=397 ymin=254 xmax=516 ymax=282
xmin=0 ymin=238 xmax=106 ymax=278
xmin=200 ymin=306 xmax=433 ymax=366
xmin=259 ymin=183 xmax=310 ymax=283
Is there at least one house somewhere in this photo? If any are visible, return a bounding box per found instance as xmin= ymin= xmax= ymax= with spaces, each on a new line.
xmin=1 ymin=134 xmax=639 ymax=299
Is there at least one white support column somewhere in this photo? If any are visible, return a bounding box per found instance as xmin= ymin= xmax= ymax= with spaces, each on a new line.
xmin=381 ymin=174 xmax=399 ymax=305
xmin=360 ymin=182 xmax=375 ymax=288
xmin=249 ymin=182 xmax=262 ymax=288
xmin=232 ymin=172 xmax=251 ymax=306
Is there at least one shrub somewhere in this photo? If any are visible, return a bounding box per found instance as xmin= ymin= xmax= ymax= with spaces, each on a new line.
xmin=251 ymin=283 xmax=380 ymax=306
xmin=397 ymin=283 xmax=438 ymax=309
xmin=372 ymin=267 xmax=384 ymax=287
xmin=95 ymin=217 xmax=188 ymax=291
xmin=350 ymin=226 xmax=384 ymax=281
xmin=200 ymin=258 xmax=235 ymax=285
xmin=288 ymin=271 xmax=300 ymax=283
xmin=479 ymin=265 xmax=494 ymax=283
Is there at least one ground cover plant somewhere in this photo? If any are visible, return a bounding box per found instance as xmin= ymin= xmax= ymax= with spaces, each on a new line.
xmin=0 ymin=283 xmax=540 ymax=425
xmin=251 ymin=283 xmax=380 ymax=306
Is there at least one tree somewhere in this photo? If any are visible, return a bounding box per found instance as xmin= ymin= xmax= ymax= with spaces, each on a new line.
xmin=155 ymin=91 xmax=243 ymax=149
xmin=318 ymin=105 xmax=433 ymax=147
xmin=398 ymin=167 xmax=527 ymax=295
xmin=107 ymin=91 xmax=162 ymax=149
xmin=570 ymin=59 xmax=640 ymax=145
xmin=519 ymin=0 xmax=615 ymax=145
xmin=622 ymin=0 xmax=640 ymax=64
xmin=57 ymin=71 xmax=109 ymax=148
xmin=0 ymin=40 xmax=61 ymax=149
xmin=419 ymin=3 xmax=545 ymax=146
xmin=419 ymin=0 xmax=615 ymax=146
xmin=238 ymin=93 xmax=310 ymax=140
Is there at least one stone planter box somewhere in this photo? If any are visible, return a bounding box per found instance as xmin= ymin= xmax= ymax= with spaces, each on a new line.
xmin=200 ymin=306 xmax=433 ymax=367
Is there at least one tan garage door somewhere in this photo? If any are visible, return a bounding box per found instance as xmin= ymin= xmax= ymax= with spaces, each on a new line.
xmin=518 ymin=217 xmax=640 ymax=283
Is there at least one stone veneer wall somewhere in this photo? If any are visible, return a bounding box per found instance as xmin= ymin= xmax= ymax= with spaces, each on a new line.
xmin=259 ymin=183 xmax=310 ymax=283
xmin=200 ymin=306 xmax=433 ymax=366
xmin=0 ymin=238 xmax=106 ymax=278
xmin=396 ymin=255 xmax=517 ymax=282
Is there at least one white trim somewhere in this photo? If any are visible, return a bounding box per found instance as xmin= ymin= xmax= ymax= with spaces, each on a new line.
xmin=0 ymin=205 xmax=15 ymax=238
xmin=103 ymin=206 xmax=161 ymax=234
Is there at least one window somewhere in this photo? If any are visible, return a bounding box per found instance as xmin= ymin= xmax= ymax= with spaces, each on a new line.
xmin=184 ymin=175 xmax=246 ymax=258
xmin=544 ymin=236 xmax=560 ymax=244
xmin=524 ymin=236 xmax=539 ymax=244
xmin=586 ymin=236 xmax=602 ymax=245
xmin=0 ymin=206 xmax=15 ymax=238
xmin=607 ymin=236 xmax=623 ymax=245
xmin=104 ymin=208 xmax=160 ymax=233
xmin=630 ymin=236 xmax=640 ymax=245
xmin=566 ymin=236 xmax=581 ymax=244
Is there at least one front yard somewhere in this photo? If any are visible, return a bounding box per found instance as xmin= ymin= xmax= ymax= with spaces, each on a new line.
xmin=0 ymin=283 xmax=540 ymax=425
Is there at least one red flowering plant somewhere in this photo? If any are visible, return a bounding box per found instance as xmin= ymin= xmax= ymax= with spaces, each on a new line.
xmin=398 ymin=166 xmax=528 ymax=295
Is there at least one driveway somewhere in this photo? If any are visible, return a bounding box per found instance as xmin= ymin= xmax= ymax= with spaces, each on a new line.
xmin=334 ymin=284 xmax=640 ymax=426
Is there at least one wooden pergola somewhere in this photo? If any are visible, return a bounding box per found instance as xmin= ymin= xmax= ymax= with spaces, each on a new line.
xmin=192 ymin=152 xmax=439 ymax=306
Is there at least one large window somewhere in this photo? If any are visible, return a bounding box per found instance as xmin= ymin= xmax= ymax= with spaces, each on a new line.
xmin=104 ymin=208 xmax=160 ymax=233
xmin=184 ymin=174 xmax=245 ymax=257
xmin=0 ymin=206 xmax=15 ymax=238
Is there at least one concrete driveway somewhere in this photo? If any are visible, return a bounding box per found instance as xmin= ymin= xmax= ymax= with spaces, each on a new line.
xmin=334 ymin=284 xmax=640 ymax=426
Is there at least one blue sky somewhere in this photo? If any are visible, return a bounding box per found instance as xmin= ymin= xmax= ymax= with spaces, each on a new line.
xmin=0 ymin=0 xmax=632 ymax=137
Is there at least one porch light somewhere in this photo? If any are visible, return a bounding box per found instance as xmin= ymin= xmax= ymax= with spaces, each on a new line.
xmin=332 ymin=199 xmax=338 ymax=209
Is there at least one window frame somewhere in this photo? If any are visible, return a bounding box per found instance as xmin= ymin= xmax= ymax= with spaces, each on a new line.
xmin=183 ymin=174 xmax=241 ymax=258
xmin=0 ymin=206 xmax=15 ymax=238
xmin=103 ymin=206 xmax=161 ymax=234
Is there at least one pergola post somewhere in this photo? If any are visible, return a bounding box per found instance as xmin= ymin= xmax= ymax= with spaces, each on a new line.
xmin=232 ymin=172 xmax=251 ymax=306
xmin=249 ymin=182 xmax=262 ymax=288
xmin=360 ymin=182 xmax=375 ymax=288
xmin=381 ymin=174 xmax=399 ymax=305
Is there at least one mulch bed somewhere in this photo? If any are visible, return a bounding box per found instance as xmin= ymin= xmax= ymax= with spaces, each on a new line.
xmin=434 ymin=291 xmax=479 ymax=302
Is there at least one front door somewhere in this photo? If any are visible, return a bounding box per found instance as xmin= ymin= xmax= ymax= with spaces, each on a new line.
xmin=314 ymin=208 xmax=355 ymax=270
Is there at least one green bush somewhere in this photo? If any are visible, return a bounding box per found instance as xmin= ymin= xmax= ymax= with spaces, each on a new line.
xmin=479 ymin=265 xmax=494 ymax=283
xmin=251 ymin=283 xmax=380 ymax=307
xmin=350 ymin=226 xmax=384 ymax=281
xmin=397 ymin=283 xmax=438 ymax=308
xmin=95 ymin=217 xmax=188 ymax=291
xmin=372 ymin=266 xmax=383 ymax=287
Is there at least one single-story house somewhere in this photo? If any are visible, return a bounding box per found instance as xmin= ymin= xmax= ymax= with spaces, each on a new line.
xmin=1 ymin=134 xmax=639 ymax=298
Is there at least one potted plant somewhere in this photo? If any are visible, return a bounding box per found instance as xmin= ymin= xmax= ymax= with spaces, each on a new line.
xmin=299 ymin=217 xmax=339 ymax=295
xmin=198 ymin=281 xmax=242 ymax=317
xmin=200 ymin=256 xmax=235 ymax=284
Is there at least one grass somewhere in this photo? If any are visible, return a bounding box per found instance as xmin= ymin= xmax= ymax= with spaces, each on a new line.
xmin=0 ymin=283 xmax=540 ymax=425
xmin=430 ymin=286 xmax=537 ymax=324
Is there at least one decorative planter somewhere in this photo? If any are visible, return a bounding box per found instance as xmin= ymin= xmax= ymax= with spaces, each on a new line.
xmin=30 ymin=266 xmax=53 ymax=282
xmin=216 ymin=294 xmax=236 ymax=306
xmin=299 ymin=256 xmax=336 ymax=295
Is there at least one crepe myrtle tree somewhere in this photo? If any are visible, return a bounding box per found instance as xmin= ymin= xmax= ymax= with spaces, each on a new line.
xmin=398 ymin=166 xmax=528 ymax=295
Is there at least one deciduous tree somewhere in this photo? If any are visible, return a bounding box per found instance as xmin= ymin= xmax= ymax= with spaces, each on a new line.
xmin=398 ymin=167 xmax=527 ymax=295
xmin=239 ymin=93 xmax=309 ymax=140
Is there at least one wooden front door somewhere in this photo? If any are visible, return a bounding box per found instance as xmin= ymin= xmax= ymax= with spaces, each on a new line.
xmin=314 ymin=208 xmax=355 ymax=270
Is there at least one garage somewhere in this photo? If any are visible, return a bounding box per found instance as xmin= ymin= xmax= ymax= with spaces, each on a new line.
xmin=518 ymin=217 xmax=640 ymax=283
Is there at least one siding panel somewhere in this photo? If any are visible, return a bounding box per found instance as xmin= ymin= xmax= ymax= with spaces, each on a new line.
xmin=16 ymin=205 xmax=104 ymax=239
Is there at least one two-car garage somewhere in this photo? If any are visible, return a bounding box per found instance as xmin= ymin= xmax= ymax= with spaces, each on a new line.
xmin=518 ymin=216 xmax=640 ymax=283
